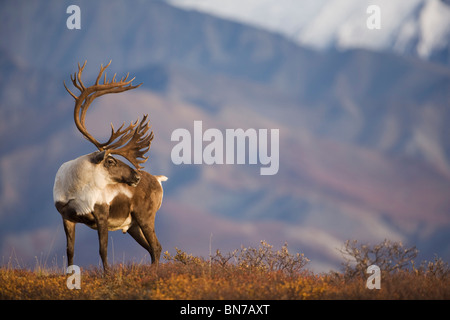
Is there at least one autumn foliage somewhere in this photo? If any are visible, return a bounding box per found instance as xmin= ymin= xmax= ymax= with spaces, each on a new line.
xmin=1 ymin=240 xmax=449 ymax=299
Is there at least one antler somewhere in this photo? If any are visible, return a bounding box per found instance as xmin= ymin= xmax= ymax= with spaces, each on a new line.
xmin=64 ymin=61 xmax=153 ymax=170
xmin=106 ymin=114 xmax=154 ymax=169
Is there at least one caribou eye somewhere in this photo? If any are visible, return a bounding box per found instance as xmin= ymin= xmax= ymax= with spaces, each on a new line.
xmin=106 ymin=157 xmax=116 ymax=166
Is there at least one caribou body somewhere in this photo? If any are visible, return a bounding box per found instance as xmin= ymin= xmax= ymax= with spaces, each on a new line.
xmin=53 ymin=61 xmax=167 ymax=272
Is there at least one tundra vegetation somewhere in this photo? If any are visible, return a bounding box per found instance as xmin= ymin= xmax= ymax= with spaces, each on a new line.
xmin=0 ymin=239 xmax=449 ymax=299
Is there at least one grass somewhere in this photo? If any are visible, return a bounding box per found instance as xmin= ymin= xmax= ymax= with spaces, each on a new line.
xmin=1 ymin=240 xmax=449 ymax=300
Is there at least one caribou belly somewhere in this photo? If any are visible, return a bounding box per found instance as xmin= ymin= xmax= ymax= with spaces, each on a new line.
xmin=107 ymin=192 xmax=133 ymax=233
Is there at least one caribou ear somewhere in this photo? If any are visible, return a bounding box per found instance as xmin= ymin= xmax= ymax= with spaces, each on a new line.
xmin=92 ymin=151 xmax=106 ymax=164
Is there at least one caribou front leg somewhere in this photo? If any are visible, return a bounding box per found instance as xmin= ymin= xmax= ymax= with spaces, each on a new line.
xmin=93 ymin=203 xmax=110 ymax=273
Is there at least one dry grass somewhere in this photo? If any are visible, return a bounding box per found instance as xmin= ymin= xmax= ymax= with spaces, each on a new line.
xmin=1 ymin=240 xmax=449 ymax=300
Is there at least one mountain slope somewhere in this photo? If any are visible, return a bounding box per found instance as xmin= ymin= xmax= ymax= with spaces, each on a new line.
xmin=169 ymin=0 xmax=450 ymax=66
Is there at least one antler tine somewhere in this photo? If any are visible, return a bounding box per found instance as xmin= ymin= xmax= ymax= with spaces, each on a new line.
xmin=95 ymin=60 xmax=112 ymax=85
xmin=121 ymin=73 xmax=130 ymax=82
xmin=98 ymin=120 xmax=139 ymax=149
xmin=63 ymin=80 xmax=77 ymax=100
xmin=76 ymin=61 xmax=87 ymax=91
xmin=70 ymin=74 xmax=82 ymax=92
xmin=64 ymin=61 xmax=87 ymax=96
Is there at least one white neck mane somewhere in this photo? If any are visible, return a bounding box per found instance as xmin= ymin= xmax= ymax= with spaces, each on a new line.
xmin=53 ymin=153 xmax=131 ymax=215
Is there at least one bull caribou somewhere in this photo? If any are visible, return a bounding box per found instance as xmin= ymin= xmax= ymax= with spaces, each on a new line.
xmin=53 ymin=61 xmax=167 ymax=272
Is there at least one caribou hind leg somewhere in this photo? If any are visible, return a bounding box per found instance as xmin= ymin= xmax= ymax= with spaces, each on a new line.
xmin=128 ymin=220 xmax=161 ymax=268
xmin=127 ymin=225 xmax=153 ymax=259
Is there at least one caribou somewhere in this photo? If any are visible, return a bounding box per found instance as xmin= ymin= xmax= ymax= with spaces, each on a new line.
xmin=53 ymin=61 xmax=167 ymax=272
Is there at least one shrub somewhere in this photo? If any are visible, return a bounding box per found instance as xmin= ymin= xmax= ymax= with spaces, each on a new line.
xmin=164 ymin=240 xmax=309 ymax=276
xmin=339 ymin=239 xmax=449 ymax=280
xmin=339 ymin=239 xmax=418 ymax=278
xmin=412 ymin=254 xmax=450 ymax=279
xmin=163 ymin=247 xmax=203 ymax=266
xmin=212 ymin=240 xmax=309 ymax=275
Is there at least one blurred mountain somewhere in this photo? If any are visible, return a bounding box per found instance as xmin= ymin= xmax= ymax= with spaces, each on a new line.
xmin=0 ymin=0 xmax=449 ymax=271
xmin=168 ymin=0 xmax=450 ymax=67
